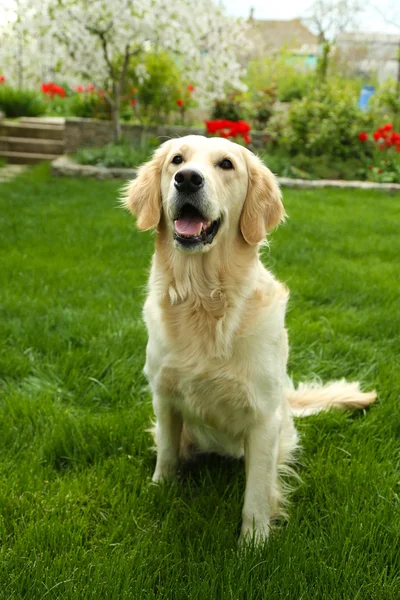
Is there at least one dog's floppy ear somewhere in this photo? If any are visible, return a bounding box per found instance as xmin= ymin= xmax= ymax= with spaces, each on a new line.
xmin=122 ymin=142 xmax=170 ymax=230
xmin=240 ymin=151 xmax=285 ymax=245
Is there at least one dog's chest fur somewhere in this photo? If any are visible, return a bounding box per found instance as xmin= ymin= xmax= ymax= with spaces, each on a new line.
xmin=144 ymin=256 xmax=289 ymax=439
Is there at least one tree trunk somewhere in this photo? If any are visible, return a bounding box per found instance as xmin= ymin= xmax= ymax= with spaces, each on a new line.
xmin=112 ymin=84 xmax=121 ymax=143
xmin=17 ymin=22 xmax=23 ymax=89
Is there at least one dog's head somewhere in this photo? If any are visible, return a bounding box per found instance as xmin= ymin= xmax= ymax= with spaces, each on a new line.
xmin=122 ymin=135 xmax=285 ymax=252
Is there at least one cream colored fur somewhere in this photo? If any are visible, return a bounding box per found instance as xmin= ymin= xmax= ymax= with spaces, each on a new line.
xmin=122 ymin=135 xmax=376 ymax=544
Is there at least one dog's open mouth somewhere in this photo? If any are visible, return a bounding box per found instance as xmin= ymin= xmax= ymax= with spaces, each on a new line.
xmin=173 ymin=204 xmax=220 ymax=247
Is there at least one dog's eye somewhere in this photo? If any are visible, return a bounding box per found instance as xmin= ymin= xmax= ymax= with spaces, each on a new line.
xmin=219 ymin=159 xmax=234 ymax=170
xmin=172 ymin=155 xmax=183 ymax=165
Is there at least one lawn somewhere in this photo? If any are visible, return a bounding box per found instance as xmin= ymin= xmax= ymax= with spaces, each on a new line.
xmin=0 ymin=165 xmax=399 ymax=599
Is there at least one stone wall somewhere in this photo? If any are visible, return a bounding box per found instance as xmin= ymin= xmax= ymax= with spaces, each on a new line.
xmin=64 ymin=118 xmax=272 ymax=153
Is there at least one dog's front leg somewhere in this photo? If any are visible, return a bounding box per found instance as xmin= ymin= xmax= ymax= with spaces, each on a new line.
xmin=152 ymin=396 xmax=182 ymax=483
xmin=240 ymin=408 xmax=281 ymax=544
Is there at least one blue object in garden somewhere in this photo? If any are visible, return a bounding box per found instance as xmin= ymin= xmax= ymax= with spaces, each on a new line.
xmin=358 ymin=85 xmax=375 ymax=111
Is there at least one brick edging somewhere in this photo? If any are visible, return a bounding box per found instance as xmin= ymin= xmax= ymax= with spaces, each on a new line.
xmin=51 ymin=156 xmax=400 ymax=191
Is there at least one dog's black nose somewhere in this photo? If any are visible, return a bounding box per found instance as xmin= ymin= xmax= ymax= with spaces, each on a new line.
xmin=174 ymin=168 xmax=204 ymax=194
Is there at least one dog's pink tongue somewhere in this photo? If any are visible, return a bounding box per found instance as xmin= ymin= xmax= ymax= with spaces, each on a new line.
xmin=174 ymin=216 xmax=204 ymax=236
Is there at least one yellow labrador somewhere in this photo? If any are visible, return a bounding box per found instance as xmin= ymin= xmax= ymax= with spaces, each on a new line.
xmin=123 ymin=135 xmax=376 ymax=543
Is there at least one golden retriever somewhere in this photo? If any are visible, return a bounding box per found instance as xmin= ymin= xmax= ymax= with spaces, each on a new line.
xmin=122 ymin=135 xmax=376 ymax=544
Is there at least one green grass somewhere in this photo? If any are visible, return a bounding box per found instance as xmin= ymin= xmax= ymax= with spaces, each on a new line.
xmin=0 ymin=165 xmax=399 ymax=599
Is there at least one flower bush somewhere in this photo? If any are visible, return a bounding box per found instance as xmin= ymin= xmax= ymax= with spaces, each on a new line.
xmin=358 ymin=123 xmax=400 ymax=183
xmin=205 ymin=119 xmax=251 ymax=144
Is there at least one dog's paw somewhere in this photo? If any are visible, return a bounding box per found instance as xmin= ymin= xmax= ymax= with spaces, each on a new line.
xmin=151 ymin=465 xmax=176 ymax=483
xmin=238 ymin=521 xmax=270 ymax=548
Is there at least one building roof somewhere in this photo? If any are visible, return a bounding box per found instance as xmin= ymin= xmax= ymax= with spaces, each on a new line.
xmin=247 ymin=16 xmax=318 ymax=54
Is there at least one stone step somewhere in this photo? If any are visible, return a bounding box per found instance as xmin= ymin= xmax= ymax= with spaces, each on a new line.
xmin=0 ymin=150 xmax=61 ymax=165
xmin=0 ymin=122 xmax=64 ymax=140
xmin=19 ymin=117 xmax=65 ymax=126
xmin=0 ymin=136 xmax=64 ymax=154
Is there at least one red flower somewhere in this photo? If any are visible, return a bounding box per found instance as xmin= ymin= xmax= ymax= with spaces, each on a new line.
xmin=390 ymin=132 xmax=400 ymax=145
xmin=205 ymin=119 xmax=252 ymax=144
xmin=379 ymin=144 xmax=385 ymax=150
xmin=130 ymin=99 xmax=136 ymax=106
xmin=41 ymin=82 xmax=66 ymax=98
xmin=76 ymin=85 xmax=84 ymax=93
xmin=358 ymin=132 xmax=368 ymax=142
xmin=382 ymin=123 xmax=393 ymax=132
xmin=177 ymin=99 xmax=184 ymax=107
xmin=0 ymin=75 xmax=5 ymax=84
xmin=187 ymin=84 xmax=195 ymax=93
xmin=86 ymin=84 xmax=95 ymax=92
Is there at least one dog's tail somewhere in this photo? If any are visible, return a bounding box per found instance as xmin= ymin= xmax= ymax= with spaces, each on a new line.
xmin=286 ymin=378 xmax=377 ymax=417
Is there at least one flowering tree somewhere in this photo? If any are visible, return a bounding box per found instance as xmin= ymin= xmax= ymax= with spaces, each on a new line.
xmin=46 ymin=0 xmax=251 ymax=141
xmin=0 ymin=0 xmax=59 ymax=88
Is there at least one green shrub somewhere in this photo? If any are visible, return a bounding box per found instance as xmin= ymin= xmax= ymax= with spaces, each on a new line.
xmin=45 ymin=95 xmax=74 ymax=117
xmin=260 ymin=150 xmax=365 ymax=181
xmin=278 ymin=75 xmax=313 ymax=102
xmin=69 ymin=91 xmax=111 ymax=120
xmin=366 ymin=156 xmax=400 ymax=183
xmin=0 ymin=85 xmax=46 ymax=117
xmin=252 ymin=86 xmax=277 ymax=129
xmin=211 ymin=91 xmax=248 ymax=121
xmin=127 ymin=51 xmax=191 ymax=124
xmin=282 ymin=84 xmax=372 ymax=161
xmin=369 ymin=79 xmax=400 ymax=128
xmin=75 ymin=139 xmax=159 ymax=168
xmin=246 ymin=55 xmax=314 ymax=103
